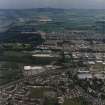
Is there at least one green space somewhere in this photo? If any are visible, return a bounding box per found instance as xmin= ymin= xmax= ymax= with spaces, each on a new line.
xmin=89 ymin=63 xmax=105 ymax=72
xmin=30 ymin=87 xmax=58 ymax=105
xmin=1 ymin=43 xmax=33 ymax=51
xmin=0 ymin=51 xmax=58 ymax=65
xmin=63 ymin=97 xmax=90 ymax=105
xmin=0 ymin=62 xmax=22 ymax=85
xmin=30 ymin=87 xmax=53 ymax=98
xmin=44 ymin=97 xmax=58 ymax=105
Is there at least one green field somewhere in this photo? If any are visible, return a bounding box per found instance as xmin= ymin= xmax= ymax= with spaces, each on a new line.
xmin=30 ymin=87 xmax=53 ymax=98
xmin=63 ymin=97 xmax=90 ymax=105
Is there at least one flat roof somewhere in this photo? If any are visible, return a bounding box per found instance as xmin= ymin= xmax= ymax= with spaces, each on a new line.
xmin=24 ymin=66 xmax=43 ymax=70
xmin=32 ymin=54 xmax=55 ymax=57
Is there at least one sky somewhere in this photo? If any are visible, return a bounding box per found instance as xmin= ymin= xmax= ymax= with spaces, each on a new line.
xmin=0 ymin=0 xmax=105 ymax=9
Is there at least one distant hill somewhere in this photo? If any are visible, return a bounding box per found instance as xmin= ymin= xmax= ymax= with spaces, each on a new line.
xmin=0 ymin=8 xmax=105 ymax=42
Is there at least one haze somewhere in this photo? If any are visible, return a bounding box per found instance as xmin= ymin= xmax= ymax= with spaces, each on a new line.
xmin=0 ymin=0 xmax=105 ymax=9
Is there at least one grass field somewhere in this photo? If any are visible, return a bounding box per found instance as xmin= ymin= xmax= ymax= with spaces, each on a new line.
xmin=63 ymin=97 xmax=89 ymax=105
xmin=30 ymin=87 xmax=53 ymax=98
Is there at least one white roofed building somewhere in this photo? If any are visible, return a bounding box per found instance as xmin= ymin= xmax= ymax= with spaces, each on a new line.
xmin=23 ymin=66 xmax=45 ymax=76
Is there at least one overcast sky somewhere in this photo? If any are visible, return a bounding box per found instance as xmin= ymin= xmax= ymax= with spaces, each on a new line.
xmin=0 ymin=0 xmax=105 ymax=9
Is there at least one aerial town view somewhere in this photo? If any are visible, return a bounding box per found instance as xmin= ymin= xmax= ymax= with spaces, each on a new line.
xmin=0 ymin=0 xmax=105 ymax=105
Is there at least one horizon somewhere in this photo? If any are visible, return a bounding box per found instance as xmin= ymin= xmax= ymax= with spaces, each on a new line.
xmin=1 ymin=7 xmax=105 ymax=10
xmin=0 ymin=0 xmax=104 ymax=9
